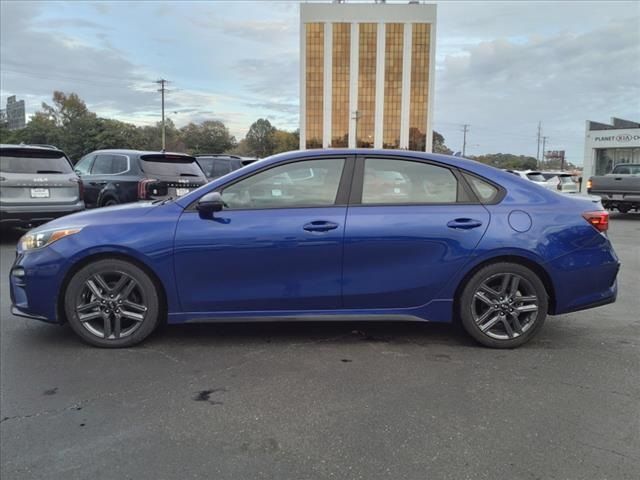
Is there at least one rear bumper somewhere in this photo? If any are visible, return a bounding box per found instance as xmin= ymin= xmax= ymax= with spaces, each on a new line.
xmin=547 ymin=240 xmax=620 ymax=315
xmin=0 ymin=201 xmax=85 ymax=226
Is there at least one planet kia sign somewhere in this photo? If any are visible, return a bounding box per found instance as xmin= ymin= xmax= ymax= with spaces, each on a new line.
xmin=593 ymin=133 xmax=640 ymax=143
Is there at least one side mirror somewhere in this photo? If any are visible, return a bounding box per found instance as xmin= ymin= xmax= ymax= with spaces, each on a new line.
xmin=74 ymin=170 xmax=82 ymax=176
xmin=197 ymin=191 xmax=225 ymax=216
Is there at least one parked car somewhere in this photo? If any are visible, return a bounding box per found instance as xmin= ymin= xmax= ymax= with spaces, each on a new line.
xmin=540 ymin=171 xmax=579 ymax=193
xmin=11 ymin=149 xmax=619 ymax=349
xmin=195 ymin=154 xmax=256 ymax=181
xmin=0 ymin=144 xmax=84 ymax=227
xmin=73 ymin=149 xmax=208 ymax=207
xmin=588 ymin=164 xmax=640 ymax=213
xmin=504 ymin=169 xmax=554 ymax=189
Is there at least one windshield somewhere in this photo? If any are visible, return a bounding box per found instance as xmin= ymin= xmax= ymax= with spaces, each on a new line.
xmin=0 ymin=152 xmax=73 ymax=174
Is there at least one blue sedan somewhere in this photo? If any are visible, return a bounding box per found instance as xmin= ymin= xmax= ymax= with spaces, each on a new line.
xmin=9 ymin=150 xmax=620 ymax=348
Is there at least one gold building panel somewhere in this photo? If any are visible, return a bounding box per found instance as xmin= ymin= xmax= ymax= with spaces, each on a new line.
xmin=331 ymin=23 xmax=350 ymax=147
xmin=305 ymin=23 xmax=324 ymax=149
xmin=356 ymin=23 xmax=376 ymax=148
xmin=409 ymin=23 xmax=430 ymax=151
xmin=383 ymin=23 xmax=403 ymax=149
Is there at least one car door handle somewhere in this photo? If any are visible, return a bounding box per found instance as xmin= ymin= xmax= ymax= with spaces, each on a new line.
xmin=90 ymin=181 xmax=107 ymax=186
xmin=303 ymin=221 xmax=339 ymax=232
xmin=447 ymin=218 xmax=483 ymax=229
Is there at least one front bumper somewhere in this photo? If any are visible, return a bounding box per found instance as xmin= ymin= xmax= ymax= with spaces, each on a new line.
xmin=0 ymin=201 xmax=85 ymax=226
xmin=9 ymin=246 xmax=69 ymax=324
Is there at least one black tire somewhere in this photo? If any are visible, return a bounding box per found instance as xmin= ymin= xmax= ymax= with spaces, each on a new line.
xmin=64 ymin=258 xmax=160 ymax=348
xmin=459 ymin=262 xmax=548 ymax=348
xmin=101 ymin=197 xmax=118 ymax=207
xmin=618 ymin=205 xmax=630 ymax=214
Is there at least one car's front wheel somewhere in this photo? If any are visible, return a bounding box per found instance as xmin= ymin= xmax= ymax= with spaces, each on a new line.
xmin=459 ymin=262 xmax=548 ymax=348
xmin=64 ymin=258 xmax=160 ymax=347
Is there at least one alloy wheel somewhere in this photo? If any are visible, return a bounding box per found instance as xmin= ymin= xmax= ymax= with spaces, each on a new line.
xmin=75 ymin=271 xmax=148 ymax=340
xmin=471 ymin=273 xmax=539 ymax=340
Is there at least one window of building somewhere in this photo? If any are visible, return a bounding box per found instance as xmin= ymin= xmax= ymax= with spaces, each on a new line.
xmin=362 ymin=158 xmax=458 ymax=204
xmin=305 ymin=23 xmax=324 ymax=149
xmin=409 ymin=23 xmax=430 ymax=151
xmin=331 ymin=23 xmax=350 ymax=148
xmin=356 ymin=23 xmax=377 ymax=148
xmin=383 ymin=24 xmax=404 ymax=149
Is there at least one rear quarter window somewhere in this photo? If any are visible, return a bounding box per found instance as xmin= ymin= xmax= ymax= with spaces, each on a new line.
xmin=462 ymin=172 xmax=501 ymax=204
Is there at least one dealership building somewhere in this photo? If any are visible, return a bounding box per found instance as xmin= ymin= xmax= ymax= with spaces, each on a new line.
xmin=300 ymin=1 xmax=436 ymax=151
xmin=581 ymin=117 xmax=640 ymax=191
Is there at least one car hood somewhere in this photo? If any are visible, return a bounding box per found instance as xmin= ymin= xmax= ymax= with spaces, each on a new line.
xmin=29 ymin=201 xmax=160 ymax=233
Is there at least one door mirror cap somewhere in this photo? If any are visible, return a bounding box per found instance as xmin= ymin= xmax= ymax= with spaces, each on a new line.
xmin=197 ymin=191 xmax=225 ymax=215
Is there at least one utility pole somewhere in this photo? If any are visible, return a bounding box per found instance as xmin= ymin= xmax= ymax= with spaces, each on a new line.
xmin=536 ymin=121 xmax=542 ymax=167
xmin=156 ymin=79 xmax=169 ymax=151
xmin=541 ymin=136 xmax=548 ymax=169
xmin=462 ymin=124 xmax=470 ymax=157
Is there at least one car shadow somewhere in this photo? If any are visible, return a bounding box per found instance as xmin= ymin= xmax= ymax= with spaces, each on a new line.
xmin=149 ymin=320 xmax=478 ymax=349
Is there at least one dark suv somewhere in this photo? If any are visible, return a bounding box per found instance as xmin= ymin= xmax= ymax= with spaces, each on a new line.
xmin=195 ymin=154 xmax=256 ymax=181
xmin=74 ymin=149 xmax=208 ymax=208
xmin=0 ymin=144 xmax=84 ymax=227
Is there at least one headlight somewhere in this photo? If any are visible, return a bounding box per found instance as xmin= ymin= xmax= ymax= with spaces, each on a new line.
xmin=20 ymin=228 xmax=82 ymax=251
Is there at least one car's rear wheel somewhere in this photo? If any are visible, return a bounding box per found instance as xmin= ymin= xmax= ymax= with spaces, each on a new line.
xmin=64 ymin=259 xmax=160 ymax=347
xmin=102 ymin=197 xmax=118 ymax=207
xmin=459 ymin=262 xmax=548 ymax=348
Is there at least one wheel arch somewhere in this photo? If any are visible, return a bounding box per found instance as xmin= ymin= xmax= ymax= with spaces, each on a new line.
xmin=453 ymin=255 xmax=557 ymax=319
xmin=57 ymin=252 xmax=168 ymax=325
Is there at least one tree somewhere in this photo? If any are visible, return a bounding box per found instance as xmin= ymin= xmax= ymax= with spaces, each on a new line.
xmin=471 ymin=153 xmax=538 ymax=170
xmin=245 ymin=118 xmax=276 ymax=158
xmin=272 ymin=129 xmax=299 ymax=154
xmin=180 ymin=120 xmax=236 ymax=154
xmin=41 ymin=91 xmax=91 ymax=127
xmin=432 ymin=131 xmax=452 ymax=155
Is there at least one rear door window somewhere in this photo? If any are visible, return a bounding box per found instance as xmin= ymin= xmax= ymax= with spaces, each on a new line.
xmin=90 ymin=154 xmax=114 ymax=174
xmin=0 ymin=150 xmax=73 ymax=174
xmin=212 ymin=159 xmax=232 ymax=177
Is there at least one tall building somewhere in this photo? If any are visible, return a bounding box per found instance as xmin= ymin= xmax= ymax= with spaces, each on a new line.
xmin=1 ymin=96 xmax=26 ymax=130
xmin=300 ymin=1 xmax=436 ymax=151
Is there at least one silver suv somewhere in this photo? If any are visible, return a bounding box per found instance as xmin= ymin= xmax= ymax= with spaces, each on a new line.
xmin=0 ymin=144 xmax=85 ymax=228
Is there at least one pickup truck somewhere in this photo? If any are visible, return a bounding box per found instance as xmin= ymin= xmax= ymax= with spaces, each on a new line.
xmin=588 ymin=164 xmax=640 ymax=213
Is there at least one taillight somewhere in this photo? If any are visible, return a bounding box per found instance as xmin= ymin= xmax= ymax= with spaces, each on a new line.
xmin=582 ymin=211 xmax=609 ymax=233
xmin=586 ymin=179 xmax=593 ymax=190
xmin=138 ymin=179 xmax=160 ymax=200
xmin=70 ymin=178 xmax=83 ymax=200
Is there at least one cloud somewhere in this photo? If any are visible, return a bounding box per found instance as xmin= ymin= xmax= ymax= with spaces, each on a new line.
xmin=222 ymin=20 xmax=295 ymax=43
xmin=433 ymin=14 xmax=640 ymax=158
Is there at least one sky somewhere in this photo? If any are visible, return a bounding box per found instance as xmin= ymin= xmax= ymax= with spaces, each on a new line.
xmin=1 ymin=0 xmax=639 ymax=164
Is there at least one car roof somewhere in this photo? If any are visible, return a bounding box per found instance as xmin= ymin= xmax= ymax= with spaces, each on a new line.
xmin=88 ymin=149 xmax=195 ymax=158
xmin=1 ymin=143 xmax=64 ymax=153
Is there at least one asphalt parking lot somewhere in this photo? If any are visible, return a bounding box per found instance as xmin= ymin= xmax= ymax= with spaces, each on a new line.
xmin=1 ymin=215 xmax=639 ymax=480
